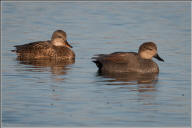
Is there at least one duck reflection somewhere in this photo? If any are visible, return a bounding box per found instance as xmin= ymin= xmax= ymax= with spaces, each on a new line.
xmin=16 ymin=58 xmax=75 ymax=77
xmin=97 ymin=72 xmax=158 ymax=92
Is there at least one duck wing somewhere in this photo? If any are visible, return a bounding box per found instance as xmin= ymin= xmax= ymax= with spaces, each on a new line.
xmin=93 ymin=52 xmax=137 ymax=63
xmin=14 ymin=41 xmax=50 ymax=52
xmin=92 ymin=52 xmax=139 ymax=72
xmin=14 ymin=41 xmax=56 ymax=58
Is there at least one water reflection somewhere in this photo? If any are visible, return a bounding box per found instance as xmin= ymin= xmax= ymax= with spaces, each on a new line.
xmin=16 ymin=58 xmax=75 ymax=79
xmin=97 ymin=72 xmax=158 ymax=92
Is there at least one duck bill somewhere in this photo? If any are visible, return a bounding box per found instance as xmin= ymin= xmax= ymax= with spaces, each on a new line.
xmin=65 ymin=40 xmax=73 ymax=48
xmin=154 ymin=54 xmax=164 ymax=62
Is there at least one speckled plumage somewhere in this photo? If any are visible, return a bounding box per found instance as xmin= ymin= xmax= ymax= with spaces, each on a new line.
xmin=12 ymin=30 xmax=75 ymax=60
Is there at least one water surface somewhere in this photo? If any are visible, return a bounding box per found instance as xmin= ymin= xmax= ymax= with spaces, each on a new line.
xmin=2 ymin=1 xmax=191 ymax=127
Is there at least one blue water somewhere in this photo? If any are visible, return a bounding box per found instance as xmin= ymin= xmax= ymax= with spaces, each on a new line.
xmin=2 ymin=1 xmax=191 ymax=127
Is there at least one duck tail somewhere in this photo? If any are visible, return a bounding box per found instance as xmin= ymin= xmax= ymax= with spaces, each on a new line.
xmin=92 ymin=55 xmax=104 ymax=71
xmin=92 ymin=60 xmax=103 ymax=69
xmin=11 ymin=50 xmax=16 ymax=52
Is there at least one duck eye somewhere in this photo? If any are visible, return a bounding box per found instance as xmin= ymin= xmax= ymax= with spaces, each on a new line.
xmin=147 ymin=48 xmax=153 ymax=50
xmin=57 ymin=36 xmax=62 ymax=38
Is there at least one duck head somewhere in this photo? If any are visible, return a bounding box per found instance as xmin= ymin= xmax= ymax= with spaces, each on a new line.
xmin=138 ymin=42 xmax=164 ymax=62
xmin=51 ymin=30 xmax=72 ymax=48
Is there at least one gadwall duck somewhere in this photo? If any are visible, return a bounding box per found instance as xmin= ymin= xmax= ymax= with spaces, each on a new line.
xmin=12 ymin=30 xmax=75 ymax=60
xmin=92 ymin=42 xmax=164 ymax=73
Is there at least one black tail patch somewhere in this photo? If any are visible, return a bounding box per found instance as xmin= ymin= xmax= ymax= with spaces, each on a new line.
xmin=11 ymin=50 xmax=16 ymax=52
xmin=92 ymin=60 xmax=103 ymax=69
